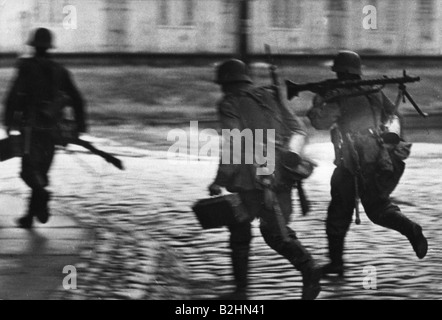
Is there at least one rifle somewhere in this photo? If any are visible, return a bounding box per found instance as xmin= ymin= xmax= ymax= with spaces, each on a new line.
xmin=64 ymin=138 xmax=124 ymax=171
xmin=264 ymin=44 xmax=310 ymax=216
xmin=56 ymin=117 xmax=125 ymax=170
xmin=0 ymin=131 xmax=124 ymax=171
xmin=286 ymin=71 xmax=428 ymax=118
xmin=264 ymin=44 xmax=282 ymax=99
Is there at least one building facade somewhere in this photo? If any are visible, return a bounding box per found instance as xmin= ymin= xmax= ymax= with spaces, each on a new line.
xmin=0 ymin=0 xmax=441 ymax=55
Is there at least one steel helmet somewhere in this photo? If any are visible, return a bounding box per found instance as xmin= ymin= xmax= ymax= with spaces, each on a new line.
xmin=331 ymin=51 xmax=362 ymax=75
xmin=215 ymin=59 xmax=253 ymax=85
xmin=27 ymin=28 xmax=54 ymax=49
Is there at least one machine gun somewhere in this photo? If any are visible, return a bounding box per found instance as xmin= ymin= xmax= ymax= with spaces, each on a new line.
xmin=286 ymin=71 xmax=428 ymax=118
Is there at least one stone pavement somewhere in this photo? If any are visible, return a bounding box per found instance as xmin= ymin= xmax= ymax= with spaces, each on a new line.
xmin=0 ymin=194 xmax=93 ymax=300
xmin=0 ymin=139 xmax=441 ymax=300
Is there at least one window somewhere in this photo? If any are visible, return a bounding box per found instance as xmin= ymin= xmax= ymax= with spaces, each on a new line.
xmin=158 ymin=0 xmax=195 ymax=27
xmin=327 ymin=0 xmax=347 ymax=47
xmin=34 ymin=0 xmax=69 ymax=24
xmin=182 ymin=0 xmax=195 ymax=26
xmin=385 ymin=0 xmax=400 ymax=32
xmin=270 ymin=0 xmax=303 ymax=29
xmin=223 ymin=0 xmax=236 ymax=14
xmin=418 ymin=0 xmax=434 ymax=40
xmin=158 ymin=0 xmax=170 ymax=26
xmin=328 ymin=0 xmax=346 ymax=12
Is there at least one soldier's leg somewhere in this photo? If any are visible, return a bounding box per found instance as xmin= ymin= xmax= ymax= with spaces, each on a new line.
xmin=323 ymin=167 xmax=356 ymax=276
xmin=361 ymin=166 xmax=428 ymax=259
xmin=259 ymin=189 xmax=321 ymax=300
xmin=17 ymin=156 xmax=37 ymax=229
xmin=259 ymin=190 xmax=310 ymax=267
xmin=34 ymin=136 xmax=55 ymax=224
xmin=226 ymin=221 xmax=252 ymax=298
xmin=219 ymin=191 xmax=256 ymax=300
xmin=18 ymin=134 xmax=55 ymax=228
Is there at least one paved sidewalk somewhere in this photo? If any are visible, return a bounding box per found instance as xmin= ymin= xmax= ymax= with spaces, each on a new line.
xmin=0 ymin=195 xmax=93 ymax=300
xmin=1 ymin=140 xmax=441 ymax=300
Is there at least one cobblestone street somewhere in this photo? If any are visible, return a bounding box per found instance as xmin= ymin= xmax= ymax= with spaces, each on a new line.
xmin=1 ymin=138 xmax=441 ymax=300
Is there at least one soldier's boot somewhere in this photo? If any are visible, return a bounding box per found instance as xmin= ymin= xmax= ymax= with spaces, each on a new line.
xmin=299 ymin=260 xmax=322 ymax=300
xmin=281 ymin=239 xmax=321 ymax=300
xmin=16 ymin=193 xmax=37 ymax=229
xmin=262 ymin=229 xmax=321 ymax=300
xmin=322 ymin=236 xmax=345 ymax=277
xmin=372 ymin=210 xmax=428 ymax=259
xmin=392 ymin=216 xmax=428 ymax=259
xmin=406 ymin=224 xmax=428 ymax=259
xmin=34 ymin=190 xmax=51 ymax=224
xmin=217 ymin=289 xmax=247 ymax=301
xmin=17 ymin=215 xmax=34 ymax=229
xmin=217 ymin=248 xmax=249 ymax=300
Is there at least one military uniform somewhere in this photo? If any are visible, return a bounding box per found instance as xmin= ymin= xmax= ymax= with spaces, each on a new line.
xmin=3 ymin=28 xmax=86 ymax=228
xmin=307 ymin=51 xmax=428 ymax=276
xmin=211 ymin=59 xmax=321 ymax=300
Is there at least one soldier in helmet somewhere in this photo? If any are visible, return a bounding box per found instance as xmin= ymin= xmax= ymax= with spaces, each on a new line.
xmin=208 ymin=59 xmax=321 ymax=300
xmin=3 ymin=28 xmax=87 ymax=229
xmin=307 ymin=51 xmax=428 ymax=277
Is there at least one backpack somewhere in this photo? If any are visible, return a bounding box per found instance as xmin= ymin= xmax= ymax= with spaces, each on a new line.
xmin=28 ymin=58 xmax=76 ymax=145
xmin=242 ymin=86 xmax=315 ymax=184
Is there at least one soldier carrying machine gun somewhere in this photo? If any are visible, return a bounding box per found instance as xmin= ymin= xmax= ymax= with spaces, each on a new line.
xmin=287 ymin=68 xmax=427 ymax=227
xmin=300 ymin=50 xmax=428 ymax=278
xmin=286 ymin=70 xmax=428 ymax=118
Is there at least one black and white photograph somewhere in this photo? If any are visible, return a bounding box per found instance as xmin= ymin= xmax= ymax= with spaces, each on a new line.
xmin=0 ymin=0 xmax=441 ymax=303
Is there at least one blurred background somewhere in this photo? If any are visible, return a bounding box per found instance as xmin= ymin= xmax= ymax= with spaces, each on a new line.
xmin=0 ymin=0 xmax=440 ymax=55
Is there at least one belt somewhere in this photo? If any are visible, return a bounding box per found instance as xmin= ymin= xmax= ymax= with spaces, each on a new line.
xmin=344 ymin=127 xmax=384 ymax=147
xmin=346 ymin=127 xmax=380 ymax=138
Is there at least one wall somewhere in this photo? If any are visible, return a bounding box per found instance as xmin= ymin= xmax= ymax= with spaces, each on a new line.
xmin=0 ymin=0 xmax=440 ymax=55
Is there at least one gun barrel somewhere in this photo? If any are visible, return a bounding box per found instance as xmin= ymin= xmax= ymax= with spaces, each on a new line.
xmin=286 ymin=75 xmax=421 ymax=100
xmin=342 ymin=76 xmax=421 ymax=87
xmin=286 ymin=80 xmax=323 ymax=100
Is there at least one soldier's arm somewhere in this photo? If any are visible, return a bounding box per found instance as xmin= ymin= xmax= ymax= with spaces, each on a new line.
xmin=63 ymin=69 xmax=87 ymax=133
xmin=3 ymin=81 xmax=18 ymax=129
xmin=265 ymin=88 xmax=306 ymax=134
xmin=3 ymin=59 xmax=29 ymax=129
xmin=282 ymin=104 xmax=307 ymax=134
xmin=307 ymin=94 xmax=341 ymax=130
xmin=214 ymin=99 xmax=241 ymax=187
xmin=381 ymin=91 xmax=398 ymax=116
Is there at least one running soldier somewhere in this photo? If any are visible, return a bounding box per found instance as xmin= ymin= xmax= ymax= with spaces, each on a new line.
xmin=209 ymin=59 xmax=321 ymax=300
xmin=307 ymin=51 xmax=428 ymax=277
xmin=3 ymin=28 xmax=87 ymax=229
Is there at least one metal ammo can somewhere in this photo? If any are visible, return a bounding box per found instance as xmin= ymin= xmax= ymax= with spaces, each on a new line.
xmin=382 ymin=115 xmax=401 ymax=145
